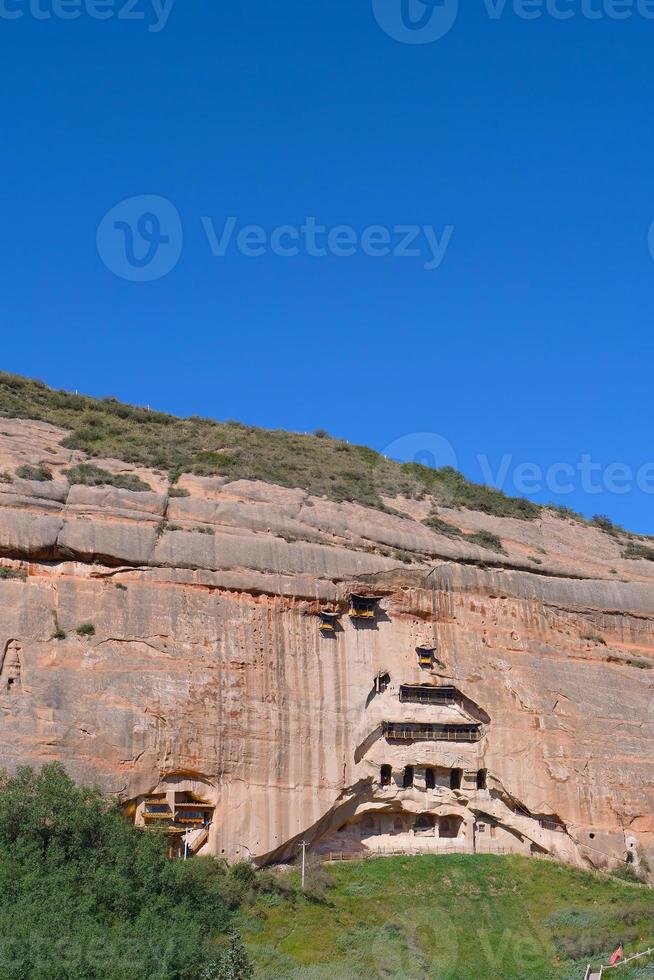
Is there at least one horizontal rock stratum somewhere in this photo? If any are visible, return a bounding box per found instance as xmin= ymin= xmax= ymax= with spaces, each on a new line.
xmin=0 ymin=398 xmax=652 ymax=871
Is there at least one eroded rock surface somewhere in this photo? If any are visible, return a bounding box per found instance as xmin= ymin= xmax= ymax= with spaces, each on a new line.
xmin=0 ymin=420 xmax=652 ymax=870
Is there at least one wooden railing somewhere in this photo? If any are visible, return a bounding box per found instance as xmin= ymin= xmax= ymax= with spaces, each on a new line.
xmin=382 ymin=722 xmax=482 ymax=742
xmin=399 ymin=686 xmax=456 ymax=705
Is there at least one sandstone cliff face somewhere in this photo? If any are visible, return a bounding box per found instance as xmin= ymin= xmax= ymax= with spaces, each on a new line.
xmin=0 ymin=419 xmax=652 ymax=870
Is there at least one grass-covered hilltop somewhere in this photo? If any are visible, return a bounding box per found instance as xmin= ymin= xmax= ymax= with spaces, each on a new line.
xmin=1 ymin=766 xmax=652 ymax=980
xmin=0 ymin=372 xmax=649 ymax=545
xmin=0 ymin=372 xmax=538 ymax=514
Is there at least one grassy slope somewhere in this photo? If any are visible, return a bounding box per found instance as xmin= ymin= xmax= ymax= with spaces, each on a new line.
xmin=241 ymin=855 xmax=654 ymax=979
xmin=0 ymin=372 xmax=544 ymax=516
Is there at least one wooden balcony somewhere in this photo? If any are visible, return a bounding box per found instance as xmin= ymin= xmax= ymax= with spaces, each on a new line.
xmin=382 ymin=722 xmax=482 ymax=743
xmin=399 ymin=685 xmax=457 ymax=705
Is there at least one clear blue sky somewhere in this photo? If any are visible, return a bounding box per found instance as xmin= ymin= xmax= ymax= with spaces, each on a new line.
xmin=2 ymin=1 xmax=653 ymax=533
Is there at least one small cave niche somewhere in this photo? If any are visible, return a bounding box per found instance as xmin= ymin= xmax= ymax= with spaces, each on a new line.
xmin=361 ymin=814 xmax=378 ymax=837
xmin=1 ymin=642 xmax=21 ymax=694
xmin=403 ymin=766 xmax=414 ymax=789
xmin=439 ymin=815 xmax=463 ymax=839
xmin=375 ymin=672 xmax=390 ymax=694
xmin=380 ymin=764 xmax=392 ymax=787
xmin=413 ymin=814 xmax=435 ymax=835
xmin=476 ymin=769 xmax=487 ymax=790
xmin=450 ymin=768 xmax=462 ymax=791
xmin=425 ymin=767 xmax=436 ymax=790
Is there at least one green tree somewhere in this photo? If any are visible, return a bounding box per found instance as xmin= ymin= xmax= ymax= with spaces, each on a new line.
xmin=0 ymin=764 xmax=254 ymax=980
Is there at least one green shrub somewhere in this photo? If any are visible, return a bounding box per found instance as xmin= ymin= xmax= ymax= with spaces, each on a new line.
xmin=612 ymin=864 xmax=648 ymax=884
xmin=202 ymin=930 xmax=253 ymax=979
xmin=592 ymin=514 xmax=623 ymax=535
xmin=546 ymin=504 xmax=585 ymax=523
xmin=168 ymin=487 xmax=190 ymax=497
xmin=64 ymin=463 xmax=152 ymax=492
xmin=0 ymin=471 xmax=12 ymax=484
xmin=466 ymin=530 xmax=506 ymax=554
xmin=16 ymin=464 xmax=53 ymax=482
xmin=423 ymin=514 xmax=462 ymax=538
xmin=623 ymin=542 xmax=654 ymax=562
xmin=76 ymin=623 xmax=95 ymax=637
xmin=417 ymin=466 xmax=541 ymax=520
xmin=51 ymin=628 xmax=66 ymax=640
xmin=0 ymin=567 xmax=26 ymax=581
xmin=424 ymin=513 xmax=506 ymax=554
xmin=0 ymin=764 xmax=251 ymax=980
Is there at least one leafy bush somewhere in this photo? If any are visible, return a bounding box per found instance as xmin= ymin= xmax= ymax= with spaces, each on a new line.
xmin=623 ymin=542 xmax=654 ymax=562
xmin=16 ymin=464 xmax=53 ymax=482
xmin=0 ymin=567 xmax=26 ymax=581
xmin=64 ymin=463 xmax=152 ymax=493
xmin=612 ymin=864 xmax=648 ymax=884
xmin=423 ymin=513 xmax=505 ymax=554
xmin=414 ymin=466 xmax=541 ymax=520
xmin=0 ymin=764 xmax=252 ymax=979
xmin=0 ymin=471 xmax=11 ymax=484
xmin=466 ymin=530 xmax=506 ymax=554
xmin=592 ymin=514 xmax=623 ymax=535
xmin=168 ymin=487 xmax=190 ymax=498
xmin=76 ymin=623 xmax=96 ymax=637
xmin=51 ymin=628 xmax=66 ymax=640
xmin=423 ymin=514 xmax=462 ymax=538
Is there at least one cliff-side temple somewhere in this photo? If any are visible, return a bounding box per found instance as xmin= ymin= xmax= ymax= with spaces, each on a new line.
xmin=305 ymin=597 xmax=582 ymax=865
xmin=0 ymin=411 xmax=651 ymax=876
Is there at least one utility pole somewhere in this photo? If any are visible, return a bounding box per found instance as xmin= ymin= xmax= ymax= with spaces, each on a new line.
xmin=299 ymin=840 xmax=309 ymax=891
